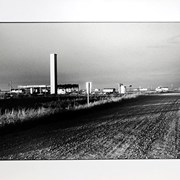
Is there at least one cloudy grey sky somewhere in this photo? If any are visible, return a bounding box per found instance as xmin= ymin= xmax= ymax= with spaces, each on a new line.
xmin=0 ymin=23 xmax=180 ymax=90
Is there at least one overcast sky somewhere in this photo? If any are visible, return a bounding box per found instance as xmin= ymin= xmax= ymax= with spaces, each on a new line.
xmin=0 ymin=23 xmax=180 ymax=90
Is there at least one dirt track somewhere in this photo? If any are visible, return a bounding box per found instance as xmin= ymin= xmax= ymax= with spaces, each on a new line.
xmin=0 ymin=94 xmax=180 ymax=160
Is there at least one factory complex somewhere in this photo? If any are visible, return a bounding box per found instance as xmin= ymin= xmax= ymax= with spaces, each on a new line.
xmin=0 ymin=53 xmax=173 ymax=98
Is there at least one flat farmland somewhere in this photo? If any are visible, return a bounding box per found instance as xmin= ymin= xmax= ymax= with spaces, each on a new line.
xmin=0 ymin=94 xmax=180 ymax=159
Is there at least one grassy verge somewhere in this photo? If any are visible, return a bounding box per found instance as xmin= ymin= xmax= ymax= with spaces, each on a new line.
xmin=74 ymin=94 xmax=138 ymax=110
xmin=0 ymin=94 xmax=139 ymax=133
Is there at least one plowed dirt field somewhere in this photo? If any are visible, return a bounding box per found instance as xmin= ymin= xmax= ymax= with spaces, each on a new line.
xmin=0 ymin=94 xmax=180 ymax=159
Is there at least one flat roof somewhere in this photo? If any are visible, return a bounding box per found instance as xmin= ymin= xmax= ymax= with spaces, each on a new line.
xmin=18 ymin=85 xmax=50 ymax=88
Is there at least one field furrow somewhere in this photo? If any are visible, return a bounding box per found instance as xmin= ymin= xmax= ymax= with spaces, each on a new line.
xmin=0 ymin=94 xmax=180 ymax=159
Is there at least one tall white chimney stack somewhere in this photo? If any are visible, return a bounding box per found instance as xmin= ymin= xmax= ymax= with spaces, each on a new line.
xmin=50 ymin=54 xmax=57 ymax=94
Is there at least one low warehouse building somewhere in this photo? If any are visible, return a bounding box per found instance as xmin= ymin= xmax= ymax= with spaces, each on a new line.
xmin=155 ymin=86 xmax=169 ymax=93
xmin=103 ymin=88 xmax=116 ymax=94
xmin=57 ymin=84 xmax=79 ymax=94
xmin=18 ymin=85 xmax=49 ymax=94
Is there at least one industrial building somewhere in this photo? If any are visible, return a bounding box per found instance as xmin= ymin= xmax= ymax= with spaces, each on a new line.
xmin=17 ymin=84 xmax=80 ymax=95
xmin=102 ymin=88 xmax=116 ymax=94
xmin=93 ymin=88 xmax=101 ymax=94
xmin=118 ymin=83 xmax=126 ymax=94
xmin=139 ymin=88 xmax=148 ymax=92
xmin=10 ymin=89 xmax=24 ymax=94
xmin=14 ymin=53 xmax=58 ymax=95
xmin=6 ymin=53 xmax=146 ymax=97
xmin=57 ymin=84 xmax=79 ymax=94
xmin=155 ymin=86 xmax=169 ymax=93
xmin=17 ymin=85 xmax=49 ymax=94
xmin=18 ymin=53 xmax=58 ymax=95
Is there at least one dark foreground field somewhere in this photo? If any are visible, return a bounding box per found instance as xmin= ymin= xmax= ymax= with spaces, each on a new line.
xmin=0 ymin=94 xmax=180 ymax=160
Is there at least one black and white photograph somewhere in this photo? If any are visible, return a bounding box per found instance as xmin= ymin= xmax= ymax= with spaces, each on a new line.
xmin=0 ymin=22 xmax=180 ymax=160
xmin=1 ymin=0 xmax=180 ymax=180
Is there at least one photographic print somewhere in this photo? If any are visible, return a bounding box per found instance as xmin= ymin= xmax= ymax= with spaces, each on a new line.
xmin=0 ymin=22 xmax=180 ymax=160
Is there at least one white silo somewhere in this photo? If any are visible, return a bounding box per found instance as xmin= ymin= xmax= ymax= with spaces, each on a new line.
xmin=50 ymin=54 xmax=57 ymax=94
xmin=118 ymin=83 xmax=126 ymax=94
xmin=86 ymin=82 xmax=92 ymax=94
xmin=86 ymin=82 xmax=92 ymax=106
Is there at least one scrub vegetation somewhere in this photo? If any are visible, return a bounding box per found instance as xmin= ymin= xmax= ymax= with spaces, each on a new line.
xmin=0 ymin=94 xmax=138 ymax=128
